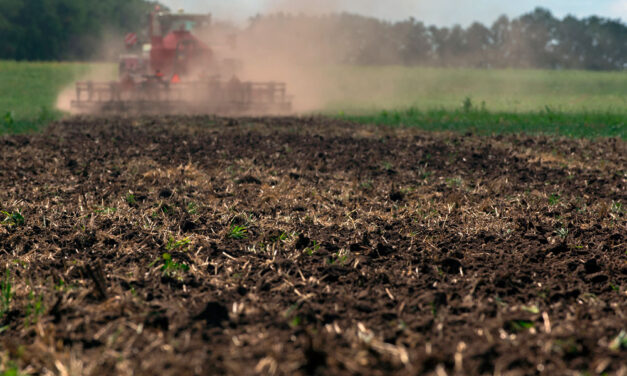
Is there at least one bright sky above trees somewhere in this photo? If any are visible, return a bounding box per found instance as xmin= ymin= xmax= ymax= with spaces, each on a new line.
xmin=162 ymin=0 xmax=627 ymax=25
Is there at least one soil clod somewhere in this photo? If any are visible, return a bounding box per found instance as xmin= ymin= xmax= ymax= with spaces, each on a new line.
xmin=195 ymin=301 xmax=230 ymax=328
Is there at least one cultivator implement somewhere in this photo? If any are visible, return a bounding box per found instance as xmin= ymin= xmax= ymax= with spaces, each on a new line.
xmin=72 ymin=80 xmax=292 ymax=115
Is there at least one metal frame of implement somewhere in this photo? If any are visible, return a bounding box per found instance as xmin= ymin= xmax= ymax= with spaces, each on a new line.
xmin=72 ymin=80 xmax=292 ymax=114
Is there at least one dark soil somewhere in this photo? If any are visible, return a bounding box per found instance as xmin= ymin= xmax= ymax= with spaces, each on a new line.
xmin=0 ymin=116 xmax=625 ymax=375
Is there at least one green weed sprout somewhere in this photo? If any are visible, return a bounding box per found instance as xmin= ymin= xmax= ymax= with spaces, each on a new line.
xmin=548 ymin=194 xmax=560 ymax=206
xmin=1 ymin=269 xmax=13 ymax=319
xmin=3 ymin=112 xmax=14 ymax=126
xmin=611 ymin=201 xmax=623 ymax=214
xmin=161 ymin=253 xmax=189 ymax=278
xmin=303 ymin=241 xmax=321 ymax=256
xmin=166 ymin=236 xmax=191 ymax=251
xmin=125 ymin=194 xmax=137 ymax=206
xmin=24 ymin=291 xmax=44 ymax=327
xmin=462 ymin=97 xmax=473 ymax=113
xmin=508 ymin=319 xmax=535 ymax=332
xmin=0 ymin=364 xmax=26 ymax=376
xmin=186 ymin=202 xmax=198 ymax=214
xmin=556 ymin=227 xmax=569 ymax=239
xmin=229 ymin=225 xmax=248 ymax=239
xmin=1 ymin=211 xmax=24 ymax=226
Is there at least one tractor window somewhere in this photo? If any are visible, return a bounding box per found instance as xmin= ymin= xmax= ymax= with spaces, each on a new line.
xmin=171 ymin=20 xmax=196 ymax=32
xmin=158 ymin=15 xmax=211 ymax=35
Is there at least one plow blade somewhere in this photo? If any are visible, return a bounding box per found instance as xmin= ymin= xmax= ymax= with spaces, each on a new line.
xmin=72 ymin=80 xmax=292 ymax=115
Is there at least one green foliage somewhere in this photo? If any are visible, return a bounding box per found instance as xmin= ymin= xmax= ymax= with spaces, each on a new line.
xmin=54 ymin=278 xmax=67 ymax=291
xmin=0 ymin=364 xmax=27 ymax=376
xmin=3 ymin=112 xmax=14 ymax=126
xmin=125 ymin=194 xmax=137 ymax=206
xmin=229 ymin=225 xmax=248 ymax=240
xmin=339 ymin=107 xmax=626 ymax=139
xmin=1 ymin=211 xmax=24 ymax=226
xmin=166 ymin=236 xmax=191 ymax=251
xmin=325 ymin=65 xmax=627 ymax=139
xmin=548 ymin=194 xmax=561 ymax=205
xmin=446 ymin=177 xmax=463 ymax=188
xmin=160 ymin=253 xmax=189 ymax=278
xmin=430 ymin=302 xmax=437 ymax=317
xmin=611 ymin=201 xmax=623 ymax=214
xmin=0 ymin=3 xmax=624 ymax=139
xmin=507 ymin=319 xmax=535 ymax=332
xmin=381 ymin=161 xmax=393 ymax=171
xmin=24 ymin=291 xmax=44 ymax=327
xmin=289 ymin=316 xmax=302 ymax=328
xmin=462 ymin=97 xmax=473 ymax=113
xmin=186 ymin=202 xmax=198 ymax=214
xmin=1 ymin=269 xmax=13 ymax=319
xmin=327 ymin=250 xmax=350 ymax=265
xmin=1 ymin=62 xmax=626 ymax=138
xmin=303 ymin=241 xmax=321 ymax=256
xmin=0 ymin=0 xmax=163 ymax=61
xmin=283 ymin=302 xmax=303 ymax=328
xmin=360 ymin=180 xmax=374 ymax=190
xmin=0 ymin=61 xmax=115 ymax=135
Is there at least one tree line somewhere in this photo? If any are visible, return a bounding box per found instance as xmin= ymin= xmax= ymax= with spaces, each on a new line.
xmin=0 ymin=0 xmax=625 ymax=71
xmin=247 ymin=8 xmax=626 ymax=70
xmin=0 ymin=0 xmax=159 ymax=60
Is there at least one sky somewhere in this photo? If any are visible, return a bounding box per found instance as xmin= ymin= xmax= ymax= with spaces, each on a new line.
xmin=161 ymin=0 xmax=627 ymax=26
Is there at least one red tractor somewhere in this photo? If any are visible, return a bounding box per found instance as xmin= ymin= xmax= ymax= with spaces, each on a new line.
xmin=72 ymin=7 xmax=291 ymax=114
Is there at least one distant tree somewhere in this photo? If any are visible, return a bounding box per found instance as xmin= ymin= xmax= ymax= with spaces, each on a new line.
xmin=466 ymin=22 xmax=493 ymax=67
xmin=394 ymin=18 xmax=431 ymax=65
xmin=243 ymin=8 xmax=626 ymax=70
xmin=0 ymin=0 xmax=165 ymax=60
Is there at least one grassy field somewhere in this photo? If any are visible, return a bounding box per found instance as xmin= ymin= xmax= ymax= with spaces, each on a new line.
xmin=0 ymin=61 xmax=625 ymax=138
xmin=338 ymin=109 xmax=626 ymax=138
xmin=322 ymin=66 xmax=627 ymax=113
xmin=0 ymin=61 xmax=113 ymax=133
xmin=322 ymin=66 xmax=626 ymax=138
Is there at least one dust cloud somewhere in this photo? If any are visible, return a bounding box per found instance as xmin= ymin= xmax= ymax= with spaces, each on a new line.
xmin=199 ymin=0 xmax=389 ymax=112
xmin=56 ymin=63 xmax=118 ymax=113
xmin=55 ymin=85 xmax=75 ymax=114
xmin=226 ymin=0 xmax=373 ymax=112
xmin=56 ymin=1 xmax=572 ymax=115
xmin=212 ymin=17 xmax=343 ymax=112
xmin=261 ymin=0 xmax=342 ymax=15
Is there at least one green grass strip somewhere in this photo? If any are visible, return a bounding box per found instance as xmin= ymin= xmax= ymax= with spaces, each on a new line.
xmin=337 ymin=108 xmax=626 ymax=139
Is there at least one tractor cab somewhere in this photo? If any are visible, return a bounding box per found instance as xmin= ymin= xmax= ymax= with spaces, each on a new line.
xmin=148 ymin=10 xmax=214 ymax=80
xmin=156 ymin=13 xmax=211 ymax=34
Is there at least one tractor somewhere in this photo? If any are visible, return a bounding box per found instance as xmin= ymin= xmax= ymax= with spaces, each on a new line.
xmin=72 ymin=7 xmax=291 ymax=114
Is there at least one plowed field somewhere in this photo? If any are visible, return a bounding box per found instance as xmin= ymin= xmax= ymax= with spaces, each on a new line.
xmin=0 ymin=117 xmax=625 ymax=375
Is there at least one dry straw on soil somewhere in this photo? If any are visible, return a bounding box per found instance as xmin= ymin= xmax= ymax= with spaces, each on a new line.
xmin=0 ymin=116 xmax=625 ymax=375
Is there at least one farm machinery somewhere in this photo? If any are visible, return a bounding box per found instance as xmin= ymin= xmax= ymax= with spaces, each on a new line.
xmin=72 ymin=7 xmax=291 ymax=114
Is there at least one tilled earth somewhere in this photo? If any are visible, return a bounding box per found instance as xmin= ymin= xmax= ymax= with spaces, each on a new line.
xmin=0 ymin=116 xmax=625 ymax=375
